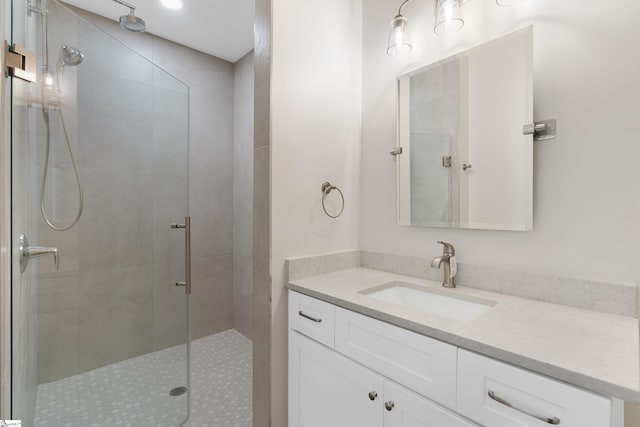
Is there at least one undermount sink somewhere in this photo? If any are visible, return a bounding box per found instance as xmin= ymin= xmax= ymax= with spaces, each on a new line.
xmin=360 ymin=281 xmax=496 ymax=322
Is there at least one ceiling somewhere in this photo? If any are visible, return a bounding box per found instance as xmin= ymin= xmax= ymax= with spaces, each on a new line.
xmin=61 ymin=0 xmax=255 ymax=63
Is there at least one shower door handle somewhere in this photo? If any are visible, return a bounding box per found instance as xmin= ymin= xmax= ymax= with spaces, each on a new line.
xmin=170 ymin=217 xmax=191 ymax=295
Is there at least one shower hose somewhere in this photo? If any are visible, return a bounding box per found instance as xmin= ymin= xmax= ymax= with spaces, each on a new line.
xmin=40 ymin=106 xmax=83 ymax=231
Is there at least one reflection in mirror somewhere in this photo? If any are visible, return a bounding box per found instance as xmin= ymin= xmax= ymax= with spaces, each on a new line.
xmin=396 ymin=26 xmax=533 ymax=231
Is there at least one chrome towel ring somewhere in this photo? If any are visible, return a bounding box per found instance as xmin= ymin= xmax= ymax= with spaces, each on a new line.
xmin=321 ymin=182 xmax=344 ymax=218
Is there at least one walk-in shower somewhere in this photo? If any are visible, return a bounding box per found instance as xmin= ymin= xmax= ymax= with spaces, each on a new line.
xmin=9 ymin=0 xmax=255 ymax=425
xmin=11 ymin=0 xmax=191 ymax=425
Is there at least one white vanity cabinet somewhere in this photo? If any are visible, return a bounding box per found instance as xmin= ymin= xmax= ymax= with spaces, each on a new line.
xmin=288 ymin=290 xmax=623 ymax=427
xmin=289 ymin=331 xmax=479 ymax=427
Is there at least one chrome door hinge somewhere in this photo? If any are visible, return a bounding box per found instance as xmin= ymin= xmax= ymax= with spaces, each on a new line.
xmin=5 ymin=41 xmax=37 ymax=83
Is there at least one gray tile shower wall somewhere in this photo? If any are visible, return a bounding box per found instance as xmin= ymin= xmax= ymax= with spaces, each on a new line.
xmin=233 ymin=51 xmax=255 ymax=340
xmin=35 ymin=6 xmax=236 ymax=383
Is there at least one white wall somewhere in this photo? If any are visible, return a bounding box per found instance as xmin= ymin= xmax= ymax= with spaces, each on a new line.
xmin=361 ymin=0 xmax=640 ymax=285
xmin=271 ymin=0 xmax=362 ymax=424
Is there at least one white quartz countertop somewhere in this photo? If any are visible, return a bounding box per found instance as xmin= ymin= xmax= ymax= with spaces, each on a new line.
xmin=287 ymin=268 xmax=640 ymax=401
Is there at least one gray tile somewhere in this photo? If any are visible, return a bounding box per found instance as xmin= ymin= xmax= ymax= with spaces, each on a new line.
xmin=76 ymin=265 xmax=154 ymax=372
xmin=252 ymin=143 xmax=270 ymax=427
xmin=35 ymin=272 xmax=79 ymax=314
xmin=152 ymin=87 xmax=189 ymax=177
xmin=191 ymin=255 xmax=234 ymax=339
xmin=37 ymin=310 xmax=79 ymax=383
xmin=233 ymin=254 xmax=253 ymax=339
xmin=152 ymin=174 xmax=188 ymax=265
xmin=34 ymin=329 xmax=251 ymax=427
xmin=77 ymin=172 xmax=153 ymax=270
xmin=77 ymin=71 xmax=153 ymax=175
xmin=190 ymin=178 xmax=234 ymax=258
xmin=152 ymin=262 xmax=188 ymax=351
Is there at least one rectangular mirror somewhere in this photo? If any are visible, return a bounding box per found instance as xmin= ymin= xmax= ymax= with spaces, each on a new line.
xmin=396 ymin=27 xmax=533 ymax=231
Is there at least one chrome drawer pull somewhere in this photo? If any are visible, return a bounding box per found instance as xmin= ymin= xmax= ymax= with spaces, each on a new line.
xmin=298 ymin=311 xmax=322 ymax=323
xmin=488 ymin=390 xmax=560 ymax=425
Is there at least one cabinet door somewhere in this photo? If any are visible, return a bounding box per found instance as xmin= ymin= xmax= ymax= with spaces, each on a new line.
xmin=335 ymin=307 xmax=457 ymax=409
xmin=383 ymin=381 xmax=479 ymax=427
xmin=289 ymin=331 xmax=383 ymax=427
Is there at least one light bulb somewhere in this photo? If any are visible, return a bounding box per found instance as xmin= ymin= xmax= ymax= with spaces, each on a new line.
xmin=44 ymin=73 xmax=53 ymax=87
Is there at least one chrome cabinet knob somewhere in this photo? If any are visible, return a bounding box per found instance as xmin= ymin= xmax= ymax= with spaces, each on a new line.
xmin=368 ymin=391 xmax=378 ymax=401
xmin=385 ymin=401 xmax=395 ymax=411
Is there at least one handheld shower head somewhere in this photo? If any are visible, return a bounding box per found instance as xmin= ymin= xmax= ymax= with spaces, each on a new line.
xmin=59 ymin=45 xmax=84 ymax=66
xmin=112 ymin=0 xmax=146 ymax=32
xmin=55 ymin=45 xmax=84 ymax=90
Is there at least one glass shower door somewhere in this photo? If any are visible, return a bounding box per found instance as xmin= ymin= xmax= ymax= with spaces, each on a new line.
xmin=10 ymin=0 xmax=190 ymax=425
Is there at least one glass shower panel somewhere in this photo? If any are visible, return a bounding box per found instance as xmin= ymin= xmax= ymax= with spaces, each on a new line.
xmin=11 ymin=0 xmax=190 ymax=425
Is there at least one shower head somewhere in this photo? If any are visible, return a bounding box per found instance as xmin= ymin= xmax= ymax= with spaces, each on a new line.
xmin=55 ymin=45 xmax=84 ymax=90
xmin=59 ymin=45 xmax=84 ymax=66
xmin=119 ymin=12 xmax=146 ymax=32
xmin=113 ymin=0 xmax=146 ymax=32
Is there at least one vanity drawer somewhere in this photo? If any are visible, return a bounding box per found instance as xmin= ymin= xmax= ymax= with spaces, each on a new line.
xmin=457 ymin=349 xmax=614 ymax=427
xmin=335 ymin=307 xmax=457 ymax=410
xmin=289 ymin=291 xmax=336 ymax=348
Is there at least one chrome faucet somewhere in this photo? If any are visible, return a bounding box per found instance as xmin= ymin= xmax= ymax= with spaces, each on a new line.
xmin=431 ymin=241 xmax=456 ymax=288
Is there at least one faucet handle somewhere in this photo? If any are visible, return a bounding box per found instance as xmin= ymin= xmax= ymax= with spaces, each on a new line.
xmin=436 ymin=241 xmax=455 ymax=256
xmin=449 ymin=256 xmax=457 ymax=278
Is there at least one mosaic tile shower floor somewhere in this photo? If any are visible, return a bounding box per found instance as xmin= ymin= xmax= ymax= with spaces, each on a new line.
xmin=34 ymin=329 xmax=252 ymax=427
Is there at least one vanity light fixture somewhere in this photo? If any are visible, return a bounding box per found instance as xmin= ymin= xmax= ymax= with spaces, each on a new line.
xmin=161 ymin=0 xmax=183 ymax=10
xmin=387 ymin=0 xmax=471 ymax=56
xmin=387 ymin=0 xmax=413 ymax=57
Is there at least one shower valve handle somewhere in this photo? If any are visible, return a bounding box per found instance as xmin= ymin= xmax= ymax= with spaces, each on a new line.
xmin=19 ymin=234 xmax=59 ymax=273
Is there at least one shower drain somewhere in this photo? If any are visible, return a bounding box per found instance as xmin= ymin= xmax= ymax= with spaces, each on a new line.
xmin=170 ymin=386 xmax=188 ymax=396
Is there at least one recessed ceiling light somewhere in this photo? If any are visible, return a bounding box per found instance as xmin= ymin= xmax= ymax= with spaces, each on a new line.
xmin=161 ymin=0 xmax=183 ymax=10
